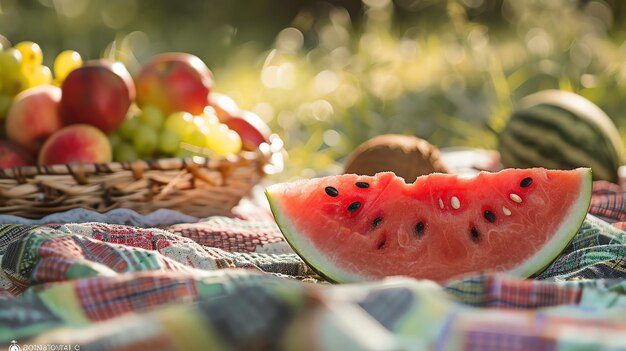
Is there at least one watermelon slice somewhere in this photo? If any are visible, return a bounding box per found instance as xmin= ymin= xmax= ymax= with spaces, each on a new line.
xmin=266 ymin=168 xmax=592 ymax=283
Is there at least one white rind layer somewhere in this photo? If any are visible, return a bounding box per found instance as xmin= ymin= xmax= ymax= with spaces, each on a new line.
xmin=266 ymin=184 xmax=362 ymax=282
xmin=507 ymin=167 xmax=592 ymax=277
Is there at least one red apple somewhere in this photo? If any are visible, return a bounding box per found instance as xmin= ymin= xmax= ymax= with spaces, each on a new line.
xmin=136 ymin=53 xmax=213 ymax=116
xmin=38 ymin=124 xmax=112 ymax=165
xmin=0 ymin=141 xmax=33 ymax=168
xmin=208 ymin=92 xmax=240 ymax=122
xmin=6 ymin=85 xmax=63 ymax=153
xmin=224 ymin=111 xmax=271 ymax=151
xmin=61 ymin=60 xmax=135 ymax=133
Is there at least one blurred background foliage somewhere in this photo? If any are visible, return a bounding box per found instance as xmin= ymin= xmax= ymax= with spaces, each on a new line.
xmin=2 ymin=0 xmax=626 ymax=179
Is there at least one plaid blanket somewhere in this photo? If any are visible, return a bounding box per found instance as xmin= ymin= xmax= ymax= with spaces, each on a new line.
xmin=2 ymin=182 xmax=626 ymax=350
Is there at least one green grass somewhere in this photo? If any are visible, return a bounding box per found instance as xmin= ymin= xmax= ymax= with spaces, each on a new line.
xmin=6 ymin=0 xmax=626 ymax=180
xmin=211 ymin=1 xmax=626 ymax=180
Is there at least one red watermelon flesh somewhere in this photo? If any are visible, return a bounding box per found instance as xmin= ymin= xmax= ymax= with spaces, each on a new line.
xmin=266 ymin=168 xmax=592 ymax=283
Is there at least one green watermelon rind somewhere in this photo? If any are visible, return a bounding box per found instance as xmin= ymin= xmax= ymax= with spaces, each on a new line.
xmin=266 ymin=187 xmax=361 ymax=283
xmin=507 ymin=167 xmax=592 ymax=277
xmin=266 ymin=168 xmax=593 ymax=283
xmin=499 ymin=90 xmax=623 ymax=182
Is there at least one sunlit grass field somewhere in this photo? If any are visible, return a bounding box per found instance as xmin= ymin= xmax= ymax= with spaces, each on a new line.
xmin=3 ymin=0 xmax=626 ymax=180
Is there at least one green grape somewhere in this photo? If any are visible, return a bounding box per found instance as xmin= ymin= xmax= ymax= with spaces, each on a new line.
xmin=0 ymin=49 xmax=24 ymax=92
xmin=3 ymin=70 xmax=27 ymax=95
xmin=0 ymin=48 xmax=28 ymax=95
xmin=193 ymin=115 xmax=206 ymax=128
xmin=183 ymin=126 xmax=207 ymax=147
xmin=198 ymin=109 xmax=220 ymax=128
xmin=114 ymin=143 xmax=138 ymax=162
xmin=53 ymin=50 xmax=82 ymax=82
xmin=138 ymin=105 xmax=164 ymax=130
xmin=119 ymin=117 xmax=140 ymax=139
xmin=163 ymin=112 xmax=194 ymax=138
xmin=15 ymin=41 xmax=43 ymax=67
xmin=206 ymin=124 xmax=242 ymax=156
xmin=174 ymin=148 xmax=194 ymax=158
xmin=158 ymin=129 xmax=181 ymax=154
xmin=0 ymin=93 xmax=12 ymax=119
xmin=107 ymin=132 xmax=123 ymax=150
xmin=132 ymin=125 xmax=159 ymax=157
xmin=23 ymin=65 xmax=52 ymax=88
xmin=0 ymin=48 xmax=22 ymax=72
xmin=204 ymin=113 xmax=220 ymax=126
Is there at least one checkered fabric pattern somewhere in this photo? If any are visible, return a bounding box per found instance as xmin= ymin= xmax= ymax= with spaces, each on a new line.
xmin=168 ymin=217 xmax=289 ymax=254
xmin=3 ymin=181 xmax=626 ymax=350
xmin=445 ymin=274 xmax=582 ymax=308
xmin=590 ymin=181 xmax=626 ymax=223
xmin=75 ymin=272 xmax=201 ymax=321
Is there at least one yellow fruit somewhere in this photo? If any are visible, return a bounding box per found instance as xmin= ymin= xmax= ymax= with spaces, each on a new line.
xmin=206 ymin=123 xmax=242 ymax=156
xmin=22 ymin=65 xmax=52 ymax=88
xmin=54 ymin=50 xmax=82 ymax=82
xmin=15 ymin=41 xmax=43 ymax=66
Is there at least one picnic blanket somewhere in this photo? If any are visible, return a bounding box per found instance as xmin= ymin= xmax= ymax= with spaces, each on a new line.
xmin=2 ymin=181 xmax=626 ymax=350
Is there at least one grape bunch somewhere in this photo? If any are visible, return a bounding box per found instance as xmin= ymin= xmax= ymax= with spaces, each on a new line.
xmin=0 ymin=35 xmax=271 ymax=168
xmin=110 ymin=105 xmax=242 ymax=162
xmin=0 ymin=36 xmax=82 ymax=119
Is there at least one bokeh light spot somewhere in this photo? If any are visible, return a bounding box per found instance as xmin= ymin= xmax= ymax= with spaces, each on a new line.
xmin=363 ymin=0 xmax=391 ymax=10
xmin=276 ymin=27 xmax=304 ymax=52
xmin=581 ymin=74 xmax=597 ymax=88
xmin=53 ymin=0 xmax=87 ymax=18
xmin=252 ymin=102 xmax=275 ymax=123
xmin=312 ymin=100 xmax=334 ymax=121
xmin=261 ymin=63 xmax=296 ymax=89
xmin=525 ymin=28 xmax=553 ymax=57
xmin=323 ymin=129 xmax=341 ymax=147
xmin=314 ymin=70 xmax=340 ymax=95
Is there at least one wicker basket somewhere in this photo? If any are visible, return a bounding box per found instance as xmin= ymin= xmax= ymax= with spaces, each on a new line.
xmin=0 ymin=135 xmax=284 ymax=219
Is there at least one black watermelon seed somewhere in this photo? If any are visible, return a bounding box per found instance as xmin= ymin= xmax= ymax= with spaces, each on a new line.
xmin=348 ymin=201 xmax=361 ymax=212
xmin=356 ymin=181 xmax=370 ymax=188
xmin=520 ymin=177 xmax=533 ymax=187
xmin=325 ymin=186 xmax=339 ymax=197
xmin=484 ymin=210 xmax=496 ymax=223
xmin=470 ymin=227 xmax=480 ymax=242
xmin=415 ymin=222 xmax=425 ymax=236
xmin=372 ymin=217 xmax=383 ymax=228
xmin=377 ymin=239 xmax=386 ymax=250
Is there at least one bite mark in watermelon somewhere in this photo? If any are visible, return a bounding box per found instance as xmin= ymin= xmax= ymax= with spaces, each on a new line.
xmin=266 ymin=168 xmax=592 ymax=283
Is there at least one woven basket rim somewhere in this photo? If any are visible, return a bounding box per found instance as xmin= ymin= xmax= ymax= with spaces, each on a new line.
xmin=0 ymin=134 xmax=285 ymax=218
xmin=0 ymin=134 xmax=285 ymax=180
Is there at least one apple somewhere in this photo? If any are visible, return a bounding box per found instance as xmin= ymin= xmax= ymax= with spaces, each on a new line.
xmin=38 ymin=124 xmax=112 ymax=165
xmin=6 ymin=85 xmax=63 ymax=153
xmin=224 ymin=110 xmax=271 ymax=151
xmin=208 ymin=92 xmax=240 ymax=122
xmin=0 ymin=141 xmax=33 ymax=168
xmin=61 ymin=60 xmax=135 ymax=133
xmin=136 ymin=53 xmax=213 ymax=116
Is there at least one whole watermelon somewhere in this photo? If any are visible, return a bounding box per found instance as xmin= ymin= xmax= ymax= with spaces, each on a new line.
xmin=498 ymin=90 xmax=623 ymax=182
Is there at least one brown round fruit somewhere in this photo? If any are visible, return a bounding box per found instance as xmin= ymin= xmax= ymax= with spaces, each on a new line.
xmin=344 ymin=134 xmax=448 ymax=182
